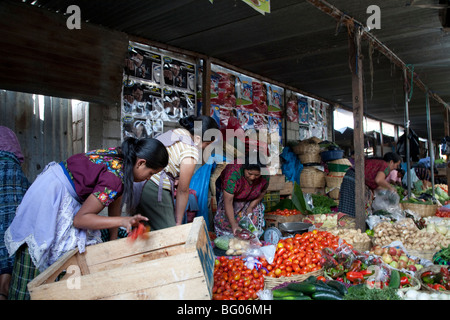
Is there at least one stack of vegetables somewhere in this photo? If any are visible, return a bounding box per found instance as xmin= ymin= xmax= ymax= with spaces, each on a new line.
xmin=264 ymin=230 xmax=343 ymax=278
xmin=271 ymin=275 xmax=346 ymax=300
xmin=420 ymin=266 xmax=450 ymax=292
xmin=321 ymin=244 xmax=389 ymax=286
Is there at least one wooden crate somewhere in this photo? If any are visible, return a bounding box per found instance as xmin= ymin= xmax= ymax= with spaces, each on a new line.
xmin=28 ymin=217 xmax=215 ymax=300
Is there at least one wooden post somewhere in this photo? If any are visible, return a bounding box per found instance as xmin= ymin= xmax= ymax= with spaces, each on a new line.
xmin=425 ymin=91 xmax=435 ymax=197
xmin=379 ymin=121 xmax=384 ymax=156
xmin=201 ymin=57 xmax=211 ymax=117
xmin=348 ymin=25 xmax=366 ymax=231
xmin=404 ymin=68 xmax=412 ymax=198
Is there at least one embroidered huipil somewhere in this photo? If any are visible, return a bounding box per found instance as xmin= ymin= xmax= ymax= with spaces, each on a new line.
xmin=61 ymin=148 xmax=124 ymax=205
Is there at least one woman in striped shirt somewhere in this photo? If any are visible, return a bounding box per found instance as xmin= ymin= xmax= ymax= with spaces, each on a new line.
xmin=137 ymin=115 xmax=219 ymax=230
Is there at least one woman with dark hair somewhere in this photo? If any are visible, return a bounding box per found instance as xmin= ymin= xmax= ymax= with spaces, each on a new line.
xmin=137 ymin=115 xmax=219 ymax=231
xmin=4 ymin=137 xmax=168 ymax=300
xmin=338 ymin=152 xmax=402 ymax=217
xmin=213 ymin=153 xmax=270 ymax=236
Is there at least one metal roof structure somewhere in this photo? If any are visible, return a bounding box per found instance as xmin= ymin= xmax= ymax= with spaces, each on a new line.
xmin=12 ymin=0 xmax=450 ymax=140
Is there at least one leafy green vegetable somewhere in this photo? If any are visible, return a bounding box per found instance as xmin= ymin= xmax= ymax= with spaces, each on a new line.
xmin=311 ymin=194 xmax=337 ymax=208
xmin=292 ymin=182 xmax=309 ymax=214
xmin=344 ymin=285 xmax=402 ymax=300
xmin=269 ymin=182 xmax=311 ymax=214
xmin=311 ymin=206 xmax=333 ymax=214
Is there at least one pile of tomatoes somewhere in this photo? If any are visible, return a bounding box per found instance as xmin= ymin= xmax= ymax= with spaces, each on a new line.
xmin=212 ymin=256 xmax=266 ymax=300
xmin=265 ymin=230 xmax=347 ymax=278
xmin=212 ymin=230 xmax=348 ymax=300
xmin=436 ymin=206 xmax=450 ymax=218
xmin=267 ymin=208 xmax=302 ymax=216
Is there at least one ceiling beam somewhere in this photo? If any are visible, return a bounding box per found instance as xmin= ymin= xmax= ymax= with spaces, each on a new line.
xmin=306 ymin=0 xmax=450 ymax=111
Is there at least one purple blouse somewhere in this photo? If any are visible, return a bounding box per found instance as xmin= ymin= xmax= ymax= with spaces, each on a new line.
xmin=62 ymin=148 xmax=124 ymax=206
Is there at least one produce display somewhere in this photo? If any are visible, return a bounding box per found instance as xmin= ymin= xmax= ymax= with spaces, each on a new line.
xmin=436 ymin=206 xmax=450 ymax=218
xmin=266 ymin=208 xmax=302 ymax=216
xmin=271 ymin=275 xmax=345 ymax=300
xmin=399 ymin=289 xmax=450 ymax=300
xmin=214 ymin=236 xmax=253 ymax=255
xmin=369 ymin=245 xmax=424 ymax=272
xmin=321 ymin=244 xmax=388 ymax=286
xmin=265 ymin=230 xmax=342 ymax=278
xmin=433 ymin=244 xmax=450 ymax=265
xmin=329 ymin=228 xmax=371 ymax=248
xmin=302 ymin=212 xmax=355 ymax=229
xmin=420 ymin=266 xmax=450 ymax=291
xmin=211 ymin=181 xmax=450 ymax=300
xmin=372 ymin=218 xmax=450 ymax=252
xmin=212 ymin=256 xmax=266 ymax=300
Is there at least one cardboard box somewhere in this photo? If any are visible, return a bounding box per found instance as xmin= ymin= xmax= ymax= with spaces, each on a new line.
xmin=28 ymin=217 xmax=215 ymax=300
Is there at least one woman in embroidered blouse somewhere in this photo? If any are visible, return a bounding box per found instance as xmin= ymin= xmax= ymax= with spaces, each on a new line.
xmin=214 ymin=155 xmax=270 ymax=237
xmin=5 ymin=137 xmax=168 ymax=300
xmin=338 ymin=152 xmax=401 ymax=217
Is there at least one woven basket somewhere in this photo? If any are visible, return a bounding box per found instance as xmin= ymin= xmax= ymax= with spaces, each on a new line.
xmin=264 ymin=268 xmax=324 ymax=290
xmin=416 ymin=265 xmax=450 ymax=294
xmin=292 ymin=140 xmax=320 ymax=155
xmin=398 ymin=275 xmax=421 ymax=293
xmin=325 ymin=175 xmax=343 ymax=188
xmin=352 ymin=240 xmax=373 ymax=253
xmin=400 ymin=202 xmax=439 ymax=217
xmin=300 ymin=167 xmax=325 ymax=188
xmin=328 ymin=171 xmax=347 ymax=177
xmin=325 ymin=175 xmax=343 ymax=199
xmin=299 ymin=153 xmax=321 ymax=164
xmin=407 ymin=249 xmax=437 ymax=261
xmin=328 ymin=158 xmax=352 ymax=166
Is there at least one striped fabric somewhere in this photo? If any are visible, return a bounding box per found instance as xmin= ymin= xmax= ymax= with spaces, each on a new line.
xmin=0 ymin=151 xmax=30 ymax=275
xmin=7 ymin=245 xmax=40 ymax=300
xmin=150 ymin=128 xmax=199 ymax=190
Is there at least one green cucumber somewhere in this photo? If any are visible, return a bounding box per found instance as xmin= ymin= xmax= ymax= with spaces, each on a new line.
xmin=287 ymin=281 xmax=341 ymax=296
xmin=304 ymin=276 xmax=318 ymax=283
xmin=389 ymin=269 xmax=400 ymax=289
xmin=287 ymin=282 xmax=316 ymax=295
xmin=274 ymin=295 xmax=312 ymax=300
xmin=326 ymin=280 xmax=348 ymax=296
xmin=311 ymin=292 xmax=343 ymax=300
xmin=272 ymin=288 xmax=304 ymax=298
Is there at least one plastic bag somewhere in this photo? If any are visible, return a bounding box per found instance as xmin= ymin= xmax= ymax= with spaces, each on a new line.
xmin=214 ymin=235 xmax=232 ymax=251
xmin=238 ymin=214 xmax=263 ymax=245
xmin=372 ymin=189 xmax=400 ymax=212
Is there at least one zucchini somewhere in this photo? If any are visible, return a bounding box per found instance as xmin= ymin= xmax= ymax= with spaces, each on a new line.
xmin=304 ymin=275 xmax=317 ymax=283
xmin=272 ymin=288 xmax=304 ymax=298
xmin=311 ymin=292 xmax=343 ymax=300
xmin=287 ymin=281 xmax=341 ymax=296
xmin=274 ymin=295 xmax=312 ymax=300
xmin=389 ymin=269 xmax=400 ymax=289
xmin=287 ymin=282 xmax=316 ymax=295
xmin=326 ymin=280 xmax=348 ymax=296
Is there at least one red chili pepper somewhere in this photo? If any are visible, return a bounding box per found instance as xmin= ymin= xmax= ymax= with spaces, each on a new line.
xmin=440 ymin=267 xmax=450 ymax=277
xmin=346 ymin=271 xmax=364 ymax=284
xmin=421 ymin=271 xmax=434 ymax=278
xmin=400 ymin=276 xmax=410 ymax=286
xmin=433 ymin=284 xmax=447 ymax=291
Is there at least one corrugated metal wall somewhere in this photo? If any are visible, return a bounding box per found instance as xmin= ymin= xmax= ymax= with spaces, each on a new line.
xmin=0 ymin=90 xmax=86 ymax=182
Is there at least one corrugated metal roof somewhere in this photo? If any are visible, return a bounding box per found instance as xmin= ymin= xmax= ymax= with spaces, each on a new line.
xmin=14 ymin=0 xmax=450 ymax=140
